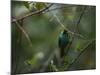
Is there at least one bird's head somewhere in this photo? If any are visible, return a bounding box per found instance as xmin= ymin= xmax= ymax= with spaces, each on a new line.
xmin=63 ymin=29 xmax=68 ymax=34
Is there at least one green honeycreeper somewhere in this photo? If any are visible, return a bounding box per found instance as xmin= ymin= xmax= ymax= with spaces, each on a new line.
xmin=58 ymin=29 xmax=69 ymax=58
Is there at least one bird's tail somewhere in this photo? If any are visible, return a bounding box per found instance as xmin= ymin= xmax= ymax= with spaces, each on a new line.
xmin=60 ymin=47 xmax=65 ymax=58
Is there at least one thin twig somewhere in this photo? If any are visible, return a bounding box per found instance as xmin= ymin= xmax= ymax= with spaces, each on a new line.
xmin=13 ymin=19 xmax=24 ymax=74
xmin=53 ymin=14 xmax=65 ymax=29
xmin=75 ymin=7 xmax=87 ymax=33
xmin=15 ymin=21 xmax=33 ymax=47
xmin=66 ymin=39 xmax=95 ymax=70
xmin=40 ymin=52 xmax=55 ymax=72
xmin=68 ymin=6 xmax=87 ymax=48
xmin=64 ymin=7 xmax=86 ymax=69
xmin=67 ymin=6 xmax=87 ymax=53
xmin=44 ymin=5 xmax=75 ymax=13
xmin=50 ymin=60 xmax=59 ymax=71
xmin=40 ymin=50 xmax=57 ymax=72
xmin=72 ymin=7 xmax=86 ymax=40
xmin=12 ymin=4 xmax=53 ymax=23
xmin=53 ymin=13 xmax=85 ymax=39
xmin=52 ymin=6 xmax=87 ymax=71
xmin=70 ymin=6 xmax=87 ymax=43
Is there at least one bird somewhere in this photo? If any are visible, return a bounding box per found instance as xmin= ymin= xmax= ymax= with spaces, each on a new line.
xmin=58 ymin=29 xmax=69 ymax=58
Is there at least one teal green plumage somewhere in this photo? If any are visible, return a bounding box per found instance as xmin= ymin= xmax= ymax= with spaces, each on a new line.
xmin=58 ymin=30 xmax=69 ymax=58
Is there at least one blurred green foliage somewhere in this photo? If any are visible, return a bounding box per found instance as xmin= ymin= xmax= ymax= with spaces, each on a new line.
xmin=11 ymin=1 xmax=96 ymax=74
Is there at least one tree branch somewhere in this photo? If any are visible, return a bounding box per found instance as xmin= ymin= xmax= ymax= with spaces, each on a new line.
xmin=40 ymin=49 xmax=60 ymax=72
xmin=67 ymin=6 xmax=87 ymax=50
xmin=14 ymin=21 xmax=33 ymax=47
xmin=50 ymin=60 xmax=59 ymax=72
xmin=52 ymin=13 xmax=85 ymax=39
xmin=12 ymin=4 xmax=53 ymax=23
xmin=73 ymin=6 xmax=87 ymax=38
xmin=62 ymin=7 xmax=87 ymax=67
xmin=75 ymin=7 xmax=87 ymax=33
xmin=44 ymin=5 xmax=75 ymax=13
xmin=66 ymin=39 xmax=95 ymax=70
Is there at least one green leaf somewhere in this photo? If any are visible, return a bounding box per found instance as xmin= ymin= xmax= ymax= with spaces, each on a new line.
xmin=24 ymin=55 xmax=40 ymax=68
xmin=34 ymin=3 xmax=46 ymax=10
xmin=75 ymin=40 xmax=81 ymax=52
xmin=23 ymin=2 xmax=30 ymax=9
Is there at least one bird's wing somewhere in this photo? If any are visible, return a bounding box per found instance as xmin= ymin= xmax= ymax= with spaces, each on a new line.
xmin=58 ymin=37 xmax=61 ymax=48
